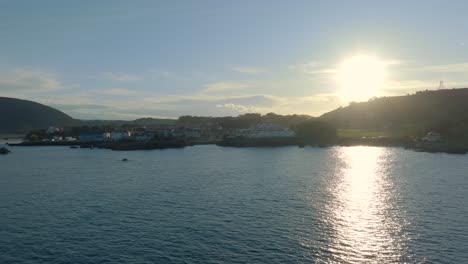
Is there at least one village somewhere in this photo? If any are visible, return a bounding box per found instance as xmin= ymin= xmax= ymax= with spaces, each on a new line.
xmin=4 ymin=115 xmax=463 ymax=153
xmin=14 ymin=123 xmax=298 ymax=150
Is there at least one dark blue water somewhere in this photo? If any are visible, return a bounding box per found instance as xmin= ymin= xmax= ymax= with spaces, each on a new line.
xmin=1 ymin=145 xmax=467 ymax=263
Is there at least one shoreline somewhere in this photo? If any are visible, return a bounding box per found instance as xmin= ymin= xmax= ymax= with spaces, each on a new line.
xmin=8 ymin=138 xmax=468 ymax=155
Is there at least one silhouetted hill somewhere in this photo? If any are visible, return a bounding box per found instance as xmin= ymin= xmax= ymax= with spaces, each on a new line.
xmin=178 ymin=113 xmax=314 ymax=128
xmin=0 ymin=97 xmax=76 ymax=133
xmin=78 ymin=118 xmax=176 ymax=128
xmin=320 ymin=88 xmax=468 ymax=130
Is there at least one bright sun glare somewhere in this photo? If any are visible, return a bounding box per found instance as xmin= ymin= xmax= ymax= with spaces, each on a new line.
xmin=337 ymin=55 xmax=386 ymax=101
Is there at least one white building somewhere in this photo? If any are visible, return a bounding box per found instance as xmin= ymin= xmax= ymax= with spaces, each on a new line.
xmin=103 ymin=132 xmax=111 ymax=140
xmin=51 ymin=136 xmax=63 ymax=142
xmin=65 ymin=137 xmax=77 ymax=142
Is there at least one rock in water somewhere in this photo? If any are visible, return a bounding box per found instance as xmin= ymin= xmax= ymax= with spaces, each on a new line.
xmin=0 ymin=147 xmax=11 ymax=154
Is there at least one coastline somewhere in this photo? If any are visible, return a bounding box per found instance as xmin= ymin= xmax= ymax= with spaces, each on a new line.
xmin=8 ymin=137 xmax=468 ymax=155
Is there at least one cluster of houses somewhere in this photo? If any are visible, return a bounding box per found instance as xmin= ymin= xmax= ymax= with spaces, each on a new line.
xmin=226 ymin=124 xmax=296 ymax=139
xmin=422 ymin=132 xmax=442 ymax=143
xmin=43 ymin=123 xmax=297 ymax=143
xmin=78 ymin=127 xmax=206 ymax=142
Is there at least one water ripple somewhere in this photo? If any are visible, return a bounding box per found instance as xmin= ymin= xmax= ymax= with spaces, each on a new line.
xmin=1 ymin=145 xmax=467 ymax=263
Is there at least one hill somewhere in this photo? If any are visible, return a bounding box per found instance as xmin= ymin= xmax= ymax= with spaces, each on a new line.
xmin=0 ymin=97 xmax=76 ymax=133
xmin=320 ymin=88 xmax=468 ymax=137
xmin=78 ymin=118 xmax=176 ymax=128
xmin=178 ymin=113 xmax=314 ymax=128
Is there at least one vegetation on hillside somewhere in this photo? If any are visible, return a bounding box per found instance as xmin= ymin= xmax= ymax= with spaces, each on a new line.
xmin=320 ymin=88 xmax=468 ymax=141
xmin=293 ymin=120 xmax=337 ymax=144
xmin=0 ymin=97 xmax=76 ymax=133
xmin=178 ymin=113 xmax=313 ymax=128
xmin=5 ymin=88 xmax=468 ymax=146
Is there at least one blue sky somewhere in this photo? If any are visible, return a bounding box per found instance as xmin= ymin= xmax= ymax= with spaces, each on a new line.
xmin=1 ymin=0 xmax=468 ymax=119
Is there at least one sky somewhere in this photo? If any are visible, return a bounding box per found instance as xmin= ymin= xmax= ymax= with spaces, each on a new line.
xmin=1 ymin=0 xmax=468 ymax=120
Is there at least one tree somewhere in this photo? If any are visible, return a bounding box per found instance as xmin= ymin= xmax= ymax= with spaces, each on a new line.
xmin=294 ymin=120 xmax=337 ymax=144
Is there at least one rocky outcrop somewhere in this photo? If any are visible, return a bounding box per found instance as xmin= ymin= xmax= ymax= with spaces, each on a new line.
xmin=0 ymin=147 xmax=11 ymax=154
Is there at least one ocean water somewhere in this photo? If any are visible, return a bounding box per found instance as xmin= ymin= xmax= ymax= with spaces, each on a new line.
xmin=1 ymin=144 xmax=467 ymax=263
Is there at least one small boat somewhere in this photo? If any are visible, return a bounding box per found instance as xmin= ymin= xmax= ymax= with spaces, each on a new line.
xmin=70 ymin=146 xmax=79 ymax=149
xmin=122 ymin=158 xmax=128 ymax=162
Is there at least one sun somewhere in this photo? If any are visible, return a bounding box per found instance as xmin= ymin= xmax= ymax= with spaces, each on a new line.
xmin=336 ymin=55 xmax=386 ymax=101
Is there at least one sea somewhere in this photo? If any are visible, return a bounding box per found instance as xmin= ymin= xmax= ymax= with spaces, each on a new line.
xmin=1 ymin=143 xmax=467 ymax=263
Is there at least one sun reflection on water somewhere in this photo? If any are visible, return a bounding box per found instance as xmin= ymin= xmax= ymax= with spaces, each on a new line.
xmin=327 ymin=146 xmax=407 ymax=263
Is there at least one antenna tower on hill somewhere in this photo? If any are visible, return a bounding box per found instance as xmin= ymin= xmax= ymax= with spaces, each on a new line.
xmin=438 ymin=81 xmax=445 ymax=90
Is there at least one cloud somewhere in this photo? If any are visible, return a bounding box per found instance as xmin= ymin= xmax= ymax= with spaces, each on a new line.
xmin=30 ymin=88 xmax=343 ymax=119
xmin=0 ymin=69 xmax=62 ymax=91
xmin=384 ymin=80 xmax=439 ymax=92
xmin=95 ymin=88 xmax=138 ymax=96
xmin=290 ymin=61 xmax=337 ymax=74
xmin=383 ymin=79 xmax=468 ymax=95
xmin=101 ymin=72 xmax=143 ymax=81
xmin=50 ymin=104 xmax=110 ymax=111
xmin=216 ymin=103 xmax=265 ymax=113
xmin=232 ymin=66 xmax=268 ymax=74
xmin=148 ymin=69 xmax=176 ymax=78
xmin=202 ymin=81 xmax=251 ymax=93
xmin=291 ymin=58 xmax=401 ymax=75
xmin=415 ymin=62 xmax=468 ymax=73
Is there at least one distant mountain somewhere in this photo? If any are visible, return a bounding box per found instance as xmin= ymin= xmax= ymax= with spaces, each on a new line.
xmin=320 ymin=88 xmax=468 ymax=130
xmin=0 ymin=97 xmax=76 ymax=133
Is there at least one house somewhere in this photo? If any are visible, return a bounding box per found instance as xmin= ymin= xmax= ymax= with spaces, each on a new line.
xmin=103 ymin=132 xmax=111 ymax=140
xmin=111 ymin=131 xmax=131 ymax=141
xmin=52 ymin=136 xmax=63 ymax=142
xmin=422 ymin=132 xmax=442 ymax=142
xmin=79 ymin=132 xmax=105 ymax=142
xmin=164 ymin=127 xmax=201 ymax=139
xmin=132 ymin=132 xmax=153 ymax=141
xmin=231 ymin=124 xmax=296 ymax=139
xmin=185 ymin=128 xmax=202 ymax=139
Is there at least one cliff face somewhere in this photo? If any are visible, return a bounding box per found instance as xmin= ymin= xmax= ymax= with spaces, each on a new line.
xmin=0 ymin=97 xmax=76 ymax=133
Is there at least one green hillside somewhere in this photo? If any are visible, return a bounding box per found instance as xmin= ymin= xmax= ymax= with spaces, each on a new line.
xmin=320 ymin=88 xmax=468 ymax=138
xmin=0 ymin=97 xmax=76 ymax=133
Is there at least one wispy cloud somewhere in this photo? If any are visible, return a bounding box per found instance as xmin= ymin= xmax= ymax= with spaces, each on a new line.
xmin=415 ymin=62 xmax=468 ymax=73
xmin=289 ymin=61 xmax=337 ymax=74
xmin=95 ymin=88 xmax=139 ymax=96
xmin=216 ymin=103 xmax=265 ymax=114
xmin=0 ymin=69 xmax=62 ymax=91
xmin=291 ymin=58 xmax=401 ymax=75
xmin=101 ymin=69 xmax=176 ymax=82
xmin=101 ymin=72 xmax=144 ymax=81
xmin=50 ymin=104 xmax=110 ymax=111
xmin=232 ymin=66 xmax=268 ymax=75
xmin=202 ymin=81 xmax=251 ymax=93
xmin=383 ymin=79 xmax=468 ymax=95
xmin=148 ymin=69 xmax=176 ymax=79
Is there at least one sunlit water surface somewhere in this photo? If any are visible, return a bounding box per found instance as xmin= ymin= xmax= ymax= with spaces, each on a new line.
xmin=1 ymin=145 xmax=467 ymax=263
